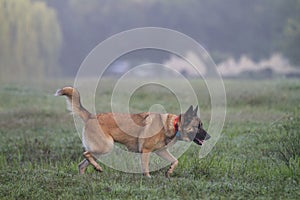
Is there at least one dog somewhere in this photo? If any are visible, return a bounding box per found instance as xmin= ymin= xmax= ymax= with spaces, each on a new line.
xmin=55 ymin=86 xmax=210 ymax=177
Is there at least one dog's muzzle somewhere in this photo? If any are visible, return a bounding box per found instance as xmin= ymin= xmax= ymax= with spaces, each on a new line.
xmin=193 ymin=129 xmax=210 ymax=146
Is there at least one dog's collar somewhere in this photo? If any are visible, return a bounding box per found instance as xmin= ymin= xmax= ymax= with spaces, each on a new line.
xmin=174 ymin=116 xmax=180 ymax=137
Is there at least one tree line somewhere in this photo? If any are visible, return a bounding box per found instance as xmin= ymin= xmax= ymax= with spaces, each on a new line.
xmin=0 ymin=0 xmax=299 ymax=80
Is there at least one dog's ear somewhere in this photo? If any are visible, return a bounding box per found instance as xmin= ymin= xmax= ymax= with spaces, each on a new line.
xmin=185 ymin=105 xmax=193 ymax=115
xmin=193 ymin=106 xmax=198 ymax=116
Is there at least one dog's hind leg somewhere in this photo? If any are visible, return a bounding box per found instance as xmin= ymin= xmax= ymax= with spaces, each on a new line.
xmin=83 ymin=151 xmax=103 ymax=173
xmin=78 ymin=159 xmax=89 ymax=174
xmin=156 ymin=149 xmax=178 ymax=178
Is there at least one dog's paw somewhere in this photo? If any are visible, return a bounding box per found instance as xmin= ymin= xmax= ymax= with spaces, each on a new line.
xmin=94 ymin=166 xmax=103 ymax=173
xmin=143 ymin=173 xmax=151 ymax=178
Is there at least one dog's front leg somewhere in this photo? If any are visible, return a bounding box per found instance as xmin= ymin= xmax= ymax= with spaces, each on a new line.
xmin=141 ymin=151 xmax=151 ymax=178
xmin=156 ymin=149 xmax=178 ymax=178
xmin=83 ymin=151 xmax=103 ymax=173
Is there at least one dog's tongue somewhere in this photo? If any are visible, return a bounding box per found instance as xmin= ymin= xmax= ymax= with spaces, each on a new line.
xmin=194 ymin=138 xmax=204 ymax=145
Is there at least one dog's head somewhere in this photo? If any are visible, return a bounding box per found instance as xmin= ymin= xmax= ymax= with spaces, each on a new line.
xmin=177 ymin=105 xmax=210 ymax=145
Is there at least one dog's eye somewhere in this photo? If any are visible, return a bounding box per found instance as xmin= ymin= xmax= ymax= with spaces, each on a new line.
xmin=186 ymin=127 xmax=194 ymax=132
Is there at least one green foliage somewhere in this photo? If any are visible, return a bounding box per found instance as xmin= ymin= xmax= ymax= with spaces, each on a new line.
xmin=2 ymin=0 xmax=300 ymax=81
xmin=0 ymin=79 xmax=300 ymax=199
xmin=0 ymin=0 xmax=62 ymax=83
xmin=2 ymin=0 xmax=300 ymax=82
xmin=281 ymin=0 xmax=300 ymax=65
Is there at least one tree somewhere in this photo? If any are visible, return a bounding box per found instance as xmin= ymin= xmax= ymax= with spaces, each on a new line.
xmin=0 ymin=0 xmax=62 ymax=82
xmin=281 ymin=0 xmax=300 ymax=66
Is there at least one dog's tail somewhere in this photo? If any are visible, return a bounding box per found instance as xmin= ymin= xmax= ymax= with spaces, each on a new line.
xmin=55 ymin=86 xmax=92 ymax=122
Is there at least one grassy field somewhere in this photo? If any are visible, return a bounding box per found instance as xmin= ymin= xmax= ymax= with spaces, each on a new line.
xmin=0 ymin=79 xmax=299 ymax=199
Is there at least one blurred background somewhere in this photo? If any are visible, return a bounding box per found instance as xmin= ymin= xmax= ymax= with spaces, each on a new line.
xmin=1 ymin=0 xmax=300 ymax=83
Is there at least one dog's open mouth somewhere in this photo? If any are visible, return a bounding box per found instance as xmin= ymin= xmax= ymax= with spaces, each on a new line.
xmin=193 ymin=133 xmax=210 ymax=146
xmin=193 ymin=138 xmax=204 ymax=145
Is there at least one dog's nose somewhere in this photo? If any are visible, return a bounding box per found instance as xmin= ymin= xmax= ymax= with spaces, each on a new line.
xmin=205 ymin=134 xmax=211 ymax=140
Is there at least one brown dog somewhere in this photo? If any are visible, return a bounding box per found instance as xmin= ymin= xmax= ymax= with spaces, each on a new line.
xmin=55 ymin=86 xmax=210 ymax=177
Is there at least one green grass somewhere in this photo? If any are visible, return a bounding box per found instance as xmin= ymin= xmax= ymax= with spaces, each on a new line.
xmin=0 ymin=79 xmax=299 ymax=199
